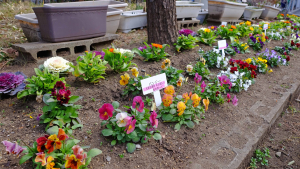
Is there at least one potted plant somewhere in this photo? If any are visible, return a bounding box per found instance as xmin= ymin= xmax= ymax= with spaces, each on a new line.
xmin=207 ymin=0 xmax=248 ymax=22
xmin=243 ymin=0 xmax=265 ymax=20
xmin=260 ymin=0 xmax=281 ymax=20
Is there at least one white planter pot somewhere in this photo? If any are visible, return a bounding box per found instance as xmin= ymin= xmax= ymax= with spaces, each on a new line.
xmin=176 ymin=1 xmax=204 ymax=19
xmin=118 ymin=10 xmax=147 ymax=33
xmin=106 ymin=8 xmax=123 ymax=34
xmin=243 ymin=6 xmax=264 ymax=20
xmin=260 ymin=5 xmax=280 ymax=20
xmin=207 ymin=0 xmax=248 ymax=22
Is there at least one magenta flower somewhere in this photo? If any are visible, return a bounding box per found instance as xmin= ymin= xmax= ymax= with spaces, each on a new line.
xmin=149 ymin=111 xmax=158 ymax=128
xmin=98 ymin=103 xmax=114 ymax=120
xmin=93 ymin=51 xmax=105 ymax=59
xmin=36 ymin=114 xmax=42 ymax=121
xmin=2 ymin=140 xmax=26 ymax=156
xmin=227 ymin=93 xmax=231 ymax=103
xmin=194 ymin=73 xmax=202 ymax=84
xmin=200 ymin=81 xmax=206 ymax=93
xmin=125 ymin=119 xmax=136 ymax=134
xmin=218 ymin=75 xmax=232 ymax=89
xmin=232 ymin=95 xmax=238 ymax=106
xmin=132 ymin=96 xmax=144 ymax=112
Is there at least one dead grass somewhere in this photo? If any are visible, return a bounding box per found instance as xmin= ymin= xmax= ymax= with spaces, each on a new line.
xmin=0 ymin=2 xmax=40 ymax=48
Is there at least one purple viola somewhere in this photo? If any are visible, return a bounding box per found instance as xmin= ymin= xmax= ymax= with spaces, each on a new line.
xmin=93 ymin=51 xmax=105 ymax=59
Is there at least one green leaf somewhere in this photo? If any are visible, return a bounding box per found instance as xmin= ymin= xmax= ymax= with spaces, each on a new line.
xmin=112 ymin=101 xmax=120 ymax=109
xmin=174 ymin=123 xmax=181 ymax=131
xmin=126 ymin=143 xmax=136 ymax=153
xmin=162 ymin=114 xmax=173 ymax=121
xmin=19 ymin=153 xmax=33 ymax=164
xmin=65 ymin=140 xmax=75 ymax=151
xmin=87 ymin=148 xmax=102 ymax=158
xmin=68 ymin=96 xmax=83 ymax=104
xmin=132 ymin=137 xmax=140 ymax=143
xmin=170 ymin=109 xmax=177 ymax=114
xmin=71 ymin=124 xmax=83 ymax=130
xmin=111 ymin=140 xmax=117 ymax=146
xmin=46 ymin=126 xmax=59 ymax=135
xmin=153 ymin=133 xmax=162 ymax=140
xmin=186 ymin=120 xmax=195 ymax=128
xmin=128 ymin=131 xmax=137 ymax=139
xmin=102 ymin=129 xmax=113 ymax=136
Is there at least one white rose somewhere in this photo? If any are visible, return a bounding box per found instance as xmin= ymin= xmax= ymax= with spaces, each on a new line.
xmin=44 ymin=56 xmax=71 ymax=73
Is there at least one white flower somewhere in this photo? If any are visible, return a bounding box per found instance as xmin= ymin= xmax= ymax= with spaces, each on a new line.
xmin=232 ymin=83 xmax=236 ymax=87
xmin=186 ymin=65 xmax=193 ymax=72
xmin=230 ymin=74 xmax=238 ymax=82
xmin=44 ymin=56 xmax=71 ymax=73
xmin=116 ymin=112 xmax=129 ymax=127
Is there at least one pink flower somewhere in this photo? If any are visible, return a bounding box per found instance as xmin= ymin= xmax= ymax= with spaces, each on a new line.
xmin=98 ymin=103 xmax=114 ymax=120
xmin=2 ymin=140 xmax=26 ymax=156
xmin=149 ymin=111 xmax=158 ymax=128
xmin=232 ymin=95 xmax=238 ymax=106
xmin=227 ymin=93 xmax=231 ymax=103
xmin=125 ymin=119 xmax=136 ymax=134
xmin=219 ymin=75 xmax=232 ymax=89
xmin=200 ymin=81 xmax=206 ymax=93
xmin=132 ymin=96 xmax=144 ymax=112
xmin=72 ymin=145 xmax=87 ymax=162
xmin=36 ymin=114 xmax=42 ymax=121
xmin=194 ymin=73 xmax=202 ymax=84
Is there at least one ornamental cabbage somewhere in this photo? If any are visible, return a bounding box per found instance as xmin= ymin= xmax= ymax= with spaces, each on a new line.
xmin=43 ymin=56 xmax=72 ymax=73
xmin=0 ymin=71 xmax=26 ymax=96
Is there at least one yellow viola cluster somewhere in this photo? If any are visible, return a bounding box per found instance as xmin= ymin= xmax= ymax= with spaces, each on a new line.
xmin=119 ymin=67 xmax=140 ymax=86
xmin=161 ymin=59 xmax=171 ymax=70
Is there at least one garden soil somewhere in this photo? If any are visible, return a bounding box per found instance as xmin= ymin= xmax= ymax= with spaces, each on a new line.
xmin=1 ymin=26 xmax=300 ymax=169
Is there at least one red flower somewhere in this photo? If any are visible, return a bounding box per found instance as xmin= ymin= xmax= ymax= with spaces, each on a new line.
xmin=56 ymin=89 xmax=71 ymax=105
xmin=98 ymin=103 xmax=114 ymax=120
xmin=292 ymin=26 xmax=294 ymax=29
xmin=291 ymin=40 xmax=295 ymax=46
xmin=251 ymin=70 xmax=257 ymax=78
xmin=265 ymin=36 xmax=269 ymax=40
xmin=284 ymin=52 xmax=287 ymax=55
xmin=215 ymin=91 xmax=220 ymax=97
xmin=294 ymin=28 xmax=297 ymax=31
xmin=230 ymin=67 xmax=238 ymax=73
xmin=36 ymin=135 xmax=49 ymax=152
xmin=249 ymin=65 xmax=257 ymax=71
xmin=286 ymin=55 xmax=290 ymax=62
xmin=296 ymin=43 xmax=300 ymax=48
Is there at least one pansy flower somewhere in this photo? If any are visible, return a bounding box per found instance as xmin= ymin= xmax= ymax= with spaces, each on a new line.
xmin=65 ymin=154 xmax=83 ymax=169
xmin=177 ymin=102 xmax=186 ymax=116
xmin=132 ymin=96 xmax=144 ymax=112
xmin=98 ymin=103 xmax=114 ymax=120
xmin=37 ymin=135 xmax=49 ymax=152
xmin=162 ymin=94 xmax=173 ymax=107
xmin=125 ymin=119 xmax=136 ymax=134
xmin=45 ymin=129 xmax=68 ymax=154
xmin=149 ymin=111 xmax=158 ymax=128
xmin=164 ymin=85 xmax=175 ymax=96
xmin=2 ymin=140 xmax=26 ymax=156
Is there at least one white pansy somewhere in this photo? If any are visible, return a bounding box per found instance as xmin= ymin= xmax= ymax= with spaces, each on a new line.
xmin=116 ymin=112 xmax=129 ymax=127
xmin=44 ymin=56 xmax=71 ymax=73
xmin=232 ymin=83 xmax=236 ymax=87
xmin=230 ymin=74 xmax=238 ymax=82
xmin=186 ymin=65 xmax=193 ymax=72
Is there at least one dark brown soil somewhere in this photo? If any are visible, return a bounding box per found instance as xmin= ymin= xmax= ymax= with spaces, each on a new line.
xmin=254 ymin=94 xmax=300 ymax=169
xmin=0 ymin=26 xmax=300 ymax=169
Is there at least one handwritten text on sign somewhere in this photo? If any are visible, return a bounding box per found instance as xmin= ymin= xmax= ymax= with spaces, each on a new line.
xmin=141 ymin=73 xmax=168 ymax=95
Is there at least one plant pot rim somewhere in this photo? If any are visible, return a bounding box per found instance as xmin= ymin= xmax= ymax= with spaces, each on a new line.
xmin=208 ymin=0 xmax=248 ymax=7
xmin=263 ymin=5 xmax=281 ymax=11
xmin=176 ymin=1 xmax=204 ymax=7
xmin=121 ymin=10 xmax=146 ymax=17
xmin=245 ymin=6 xmax=265 ymax=11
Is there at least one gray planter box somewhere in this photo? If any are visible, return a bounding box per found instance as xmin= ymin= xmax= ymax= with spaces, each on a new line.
xmin=207 ymin=0 xmax=247 ymax=22
xmin=243 ymin=6 xmax=264 ymax=20
xmin=260 ymin=5 xmax=280 ymax=20
xmin=176 ymin=1 xmax=204 ymax=19
xmin=118 ymin=10 xmax=147 ymax=33
xmin=197 ymin=11 xmax=208 ymax=24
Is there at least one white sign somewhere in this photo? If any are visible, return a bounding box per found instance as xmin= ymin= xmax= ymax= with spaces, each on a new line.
xmin=141 ymin=73 xmax=168 ymax=106
xmin=242 ymin=0 xmax=247 ymax=2
xmin=263 ymin=24 xmax=268 ymax=30
xmin=221 ymin=22 xmax=227 ymax=26
xmin=218 ymin=40 xmax=227 ymax=57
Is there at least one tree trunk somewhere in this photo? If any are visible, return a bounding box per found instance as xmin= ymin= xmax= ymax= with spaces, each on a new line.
xmin=146 ymin=0 xmax=178 ymax=45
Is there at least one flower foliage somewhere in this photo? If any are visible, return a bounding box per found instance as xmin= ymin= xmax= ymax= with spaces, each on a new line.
xmin=0 ymin=71 xmax=26 ymax=97
xmin=133 ymin=42 xmax=170 ymax=61
xmin=100 ymin=97 xmax=161 ymax=151
xmin=174 ymin=34 xmax=199 ymax=52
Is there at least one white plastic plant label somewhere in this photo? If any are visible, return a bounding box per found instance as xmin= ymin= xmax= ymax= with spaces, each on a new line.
xmin=141 ymin=73 xmax=168 ymax=106
xmin=221 ymin=22 xmax=227 ymax=26
xmin=263 ymin=24 xmax=268 ymax=30
xmin=218 ymin=40 xmax=227 ymax=50
xmin=242 ymin=0 xmax=247 ymax=2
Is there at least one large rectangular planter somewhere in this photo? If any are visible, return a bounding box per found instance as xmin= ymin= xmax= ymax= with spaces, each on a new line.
xmin=118 ymin=10 xmax=147 ymax=33
xmin=33 ymin=6 xmax=108 ymax=42
xmin=243 ymin=6 xmax=264 ymax=20
xmin=197 ymin=11 xmax=208 ymax=24
xmin=176 ymin=1 xmax=204 ymax=19
xmin=207 ymin=0 xmax=248 ymax=22
xmin=15 ymin=8 xmax=121 ymax=42
xmin=44 ymin=0 xmax=128 ymax=11
xmin=260 ymin=5 xmax=280 ymax=20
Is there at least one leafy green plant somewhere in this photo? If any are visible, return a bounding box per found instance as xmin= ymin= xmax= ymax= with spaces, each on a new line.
xmin=122 ymin=74 xmax=151 ymax=96
xmin=69 ymin=52 xmax=107 ymax=83
xmin=200 ymin=49 xmax=229 ymax=69
xmin=250 ymin=148 xmax=271 ymax=168
xmin=186 ymin=61 xmax=210 ymax=79
xmin=100 ymin=98 xmax=161 ymax=153
xmin=161 ymin=66 xmax=184 ymax=87
xmin=132 ymin=42 xmax=170 ymax=61
xmin=216 ymin=25 xmax=240 ymax=41
xmin=145 ymin=96 xmax=153 ymax=107
xmin=248 ymin=35 xmax=264 ymax=52
xmin=40 ymin=81 xmax=82 ymax=130
xmin=17 ymin=68 xmax=66 ymax=99
xmin=194 ymin=78 xmax=225 ymax=104
xmin=198 ymin=28 xmax=217 ymax=46
xmin=158 ymin=89 xmax=205 ymax=130
xmin=174 ymin=34 xmax=198 ymax=52
xmin=103 ymin=48 xmax=136 ymax=73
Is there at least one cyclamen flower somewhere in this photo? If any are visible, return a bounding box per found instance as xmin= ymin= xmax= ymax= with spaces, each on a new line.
xmin=125 ymin=119 xmax=136 ymax=134
xmin=149 ymin=111 xmax=158 ymax=128
xmin=116 ymin=113 xmax=131 ymax=127
xmin=194 ymin=73 xmax=202 ymax=84
xmin=99 ymin=103 xmax=114 ymax=120
xmin=2 ymin=140 xmax=26 ymax=156
xmin=232 ymin=95 xmax=238 ymax=106
xmin=132 ymin=96 xmax=144 ymax=112
xmin=200 ymin=81 xmax=206 ymax=93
